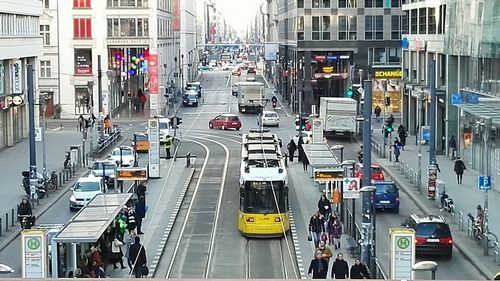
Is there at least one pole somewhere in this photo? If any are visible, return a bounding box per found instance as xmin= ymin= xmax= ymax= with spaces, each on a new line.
xmin=97 ymin=55 xmax=103 ymax=114
xmin=417 ymin=91 xmax=423 ymax=195
xmin=429 ymin=59 xmax=436 ymax=165
xmin=370 ymin=189 xmax=377 ymax=276
xmin=350 ymin=163 xmax=356 ymax=238
xmin=483 ymin=118 xmax=491 ymax=256
xmin=361 ymin=79 xmax=373 ymax=268
xmin=42 ymin=99 xmax=47 ymax=173
xmin=206 ymin=3 xmax=211 ymax=44
xmin=382 ymin=80 xmax=387 ymax=157
xmin=28 ymin=65 xmax=36 ymax=167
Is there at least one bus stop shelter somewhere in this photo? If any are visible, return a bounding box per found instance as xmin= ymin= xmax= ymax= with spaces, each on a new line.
xmin=51 ymin=193 xmax=133 ymax=278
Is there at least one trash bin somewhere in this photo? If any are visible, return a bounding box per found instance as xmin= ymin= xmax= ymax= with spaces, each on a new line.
xmin=70 ymin=144 xmax=82 ymax=168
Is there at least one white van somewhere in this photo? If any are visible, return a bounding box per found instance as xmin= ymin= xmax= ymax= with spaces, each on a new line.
xmin=158 ymin=118 xmax=171 ymax=144
xmin=69 ymin=176 xmax=104 ymax=210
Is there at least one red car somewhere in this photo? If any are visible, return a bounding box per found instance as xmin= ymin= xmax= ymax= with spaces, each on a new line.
xmin=209 ymin=114 xmax=242 ymax=130
xmin=354 ymin=163 xmax=385 ymax=182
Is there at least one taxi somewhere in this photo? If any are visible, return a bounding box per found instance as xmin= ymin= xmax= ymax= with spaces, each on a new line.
xmin=132 ymin=133 xmax=150 ymax=153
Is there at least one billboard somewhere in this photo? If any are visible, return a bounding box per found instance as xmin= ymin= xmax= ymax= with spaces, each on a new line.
xmin=172 ymin=0 xmax=180 ymax=31
xmin=264 ymin=43 xmax=278 ymax=61
xmin=148 ymin=54 xmax=158 ymax=94
xmin=74 ymin=49 xmax=93 ymax=75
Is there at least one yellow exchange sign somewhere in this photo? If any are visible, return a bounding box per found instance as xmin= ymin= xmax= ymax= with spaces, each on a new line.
xmin=373 ymin=70 xmax=403 ymax=79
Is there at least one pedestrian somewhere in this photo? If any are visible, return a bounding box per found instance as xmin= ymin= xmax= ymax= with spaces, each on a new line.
xmin=448 ymin=135 xmax=457 ymax=159
xmin=316 ymin=240 xmax=333 ymax=263
xmin=287 ymin=139 xmax=297 ymax=163
xmin=303 ymin=152 xmax=310 ymax=171
xmin=78 ymin=114 xmax=85 ymax=132
xmin=393 ymin=138 xmax=402 ymax=162
xmin=331 ymin=253 xmax=349 ymax=279
xmin=164 ymin=135 xmax=173 ymax=159
xmin=306 ymin=121 xmax=312 ymax=131
xmin=127 ymin=208 xmax=137 ymax=231
xmin=453 ymin=157 xmax=466 ymax=184
xmin=350 ymin=259 xmax=369 ymax=279
xmin=135 ymin=195 xmax=146 ymax=235
xmin=297 ymin=136 xmax=305 ymax=162
xmin=398 ymin=125 xmax=407 ymax=148
xmin=317 ymin=195 xmax=331 ymax=218
xmin=89 ymin=261 xmax=106 ymax=278
xmin=128 ymin=236 xmax=147 ymax=278
xmin=136 ymin=183 xmax=147 ymax=199
xmin=330 ymin=219 xmax=342 ymax=250
xmin=374 ymin=106 xmax=381 ymax=122
xmin=110 ymin=234 xmax=127 ymax=269
xmin=309 ymin=211 xmax=325 ymax=248
xmin=104 ymin=114 xmax=113 ymax=134
xmin=17 ymin=197 xmax=33 ymax=224
xmin=138 ymin=89 xmax=147 ymax=110
xmin=386 ymin=114 xmax=395 ymax=127
xmin=308 ymin=250 xmax=329 ymax=279
xmin=89 ymin=244 xmax=104 ymax=270
xmin=124 ymin=228 xmax=137 ymax=270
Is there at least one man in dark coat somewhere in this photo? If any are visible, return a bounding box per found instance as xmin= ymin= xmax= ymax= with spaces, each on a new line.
xmin=308 ymin=250 xmax=329 ymax=279
xmin=297 ymin=136 xmax=305 ymax=162
xmin=331 ymin=253 xmax=349 ymax=279
xmin=453 ymin=157 xmax=466 ymax=184
xmin=135 ymin=196 xmax=146 ymax=235
xmin=128 ymin=236 xmax=147 ymax=278
xmin=287 ymin=139 xmax=297 ymax=163
xmin=350 ymin=259 xmax=369 ymax=279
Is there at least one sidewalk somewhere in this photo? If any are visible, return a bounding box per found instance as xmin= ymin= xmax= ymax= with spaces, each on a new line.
xmin=371 ymin=121 xmax=500 ymax=278
xmin=287 ymin=161 xmax=358 ymax=279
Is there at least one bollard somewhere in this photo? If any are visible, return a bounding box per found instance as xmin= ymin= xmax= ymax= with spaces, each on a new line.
xmin=0 ymin=218 xmax=2 ymax=236
xmin=284 ymin=153 xmax=288 ymax=167
xmin=186 ymin=152 xmax=191 ymax=167
xmin=11 ymin=209 xmax=14 ymax=227
xmin=5 ymin=213 xmax=8 ymax=232
xmin=59 ymin=172 xmax=63 ymax=186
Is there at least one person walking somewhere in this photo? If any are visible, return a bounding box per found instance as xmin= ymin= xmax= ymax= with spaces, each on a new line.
xmin=164 ymin=135 xmax=173 ymax=159
xmin=138 ymin=90 xmax=147 ymax=110
xmin=135 ymin=196 xmax=146 ymax=235
xmin=316 ymin=240 xmax=333 ymax=265
xmin=128 ymin=236 xmax=147 ymax=278
xmin=330 ymin=219 xmax=342 ymax=250
xmin=123 ymin=228 xmax=137 ymax=270
xmin=309 ymin=211 xmax=325 ymax=248
xmin=331 ymin=253 xmax=349 ymax=279
xmin=287 ymin=139 xmax=297 ymax=163
xmin=453 ymin=157 xmax=466 ymax=184
xmin=374 ymin=106 xmax=382 ymax=122
xmin=297 ymin=136 xmax=305 ymax=162
xmin=393 ymin=138 xmax=402 ymax=162
xmin=350 ymin=259 xmax=369 ymax=279
xmin=308 ymin=250 xmax=329 ymax=279
xmin=110 ymin=234 xmax=127 ymax=269
xmin=317 ymin=195 xmax=331 ymax=218
xmin=303 ymin=152 xmax=310 ymax=171
xmin=78 ymin=114 xmax=85 ymax=132
xmin=448 ymin=135 xmax=457 ymax=159
xmin=398 ymin=126 xmax=407 ymax=149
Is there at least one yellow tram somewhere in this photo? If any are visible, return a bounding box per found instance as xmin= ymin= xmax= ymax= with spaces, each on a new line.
xmin=238 ymin=131 xmax=289 ymax=237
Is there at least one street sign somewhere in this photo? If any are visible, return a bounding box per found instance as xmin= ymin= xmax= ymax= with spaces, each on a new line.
xmin=478 ymin=175 xmax=492 ymax=191
xmin=311 ymin=118 xmax=324 ymax=144
xmin=35 ymin=127 xmax=42 ymax=142
xmin=148 ymin=118 xmax=160 ymax=178
xmin=313 ymin=169 xmax=343 ymax=182
xmin=342 ymin=177 xmax=360 ymax=199
xmin=389 ymin=228 xmax=415 ymax=281
xmin=117 ymin=168 xmax=148 ymax=181
xmin=22 ymin=229 xmax=48 ymax=278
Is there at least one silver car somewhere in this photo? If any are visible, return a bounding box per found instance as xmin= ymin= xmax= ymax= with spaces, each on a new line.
xmin=257 ymin=111 xmax=280 ymax=127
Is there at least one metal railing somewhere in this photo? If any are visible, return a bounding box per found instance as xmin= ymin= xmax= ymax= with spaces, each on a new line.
xmin=95 ymin=128 xmax=122 ymax=155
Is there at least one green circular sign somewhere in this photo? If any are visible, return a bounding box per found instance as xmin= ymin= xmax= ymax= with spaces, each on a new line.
xmin=397 ymin=237 xmax=410 ymax=249
xmin=150 ymin=120 xmax=157 ymax=128
xmin=27 ymin=237 xmax=40 ymax=250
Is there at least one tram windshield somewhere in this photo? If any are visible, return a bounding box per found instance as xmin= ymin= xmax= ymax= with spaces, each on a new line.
xmin=242 ymin=181 xmax=286 ymax=213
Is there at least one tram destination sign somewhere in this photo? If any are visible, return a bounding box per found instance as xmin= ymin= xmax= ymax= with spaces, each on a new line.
xmin=117 ymin=168 xmax=148 ymax=181
xmin=314 ymin=169 xmax=343 ymax=182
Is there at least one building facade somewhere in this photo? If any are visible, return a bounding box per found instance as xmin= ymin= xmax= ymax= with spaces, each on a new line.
xmin=0 ymin=0 xmax=43 ymax=148
xmin=179 ymin=0 xmax=198 ymax=87
xmin=43 ymin=0 xmax=178 ymax=119
xmin=276 ymin=0 xmax=405 ymax=114
xmin=401 ymin=0 xmax=500 ymax=190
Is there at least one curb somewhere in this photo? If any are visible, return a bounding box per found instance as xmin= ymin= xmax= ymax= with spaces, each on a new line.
xmin=378 ymin=159 xmax=494 ymax=280
xmin=288 ymin=207 xmax=307 ymax=279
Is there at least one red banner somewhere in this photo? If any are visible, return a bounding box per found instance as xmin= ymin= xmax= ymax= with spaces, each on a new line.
xmin=148 ymin=54 xmax=158 ymax=94
xmin=172 ymin=0 xmax=180 ymax=31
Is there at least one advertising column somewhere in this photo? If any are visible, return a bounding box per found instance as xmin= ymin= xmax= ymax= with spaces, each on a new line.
xmin=148 ymin=118 xmax=160 ymax=178
xmin=148 ymin=54 xmax=159 ymax=117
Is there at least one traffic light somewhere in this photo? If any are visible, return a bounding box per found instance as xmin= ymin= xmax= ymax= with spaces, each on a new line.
xmin=385 ymin=96 xmax=391 ymax=106
xmin=176 ymin=117 xmax=183 ymax=126
xmin=295 ymin=117 xmax=300 ymax=131
xmin=300 ymin=117 xmax=306 ymax=130
xmin=384 ymin=126 xmax=394 ymax=138
xmin=346 ymin=86 xmax=353 ymax=97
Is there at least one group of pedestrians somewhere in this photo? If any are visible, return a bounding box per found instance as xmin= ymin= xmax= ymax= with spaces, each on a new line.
xmin=287 ymin=135 xmax=310 ymax=171
xmin=78 ymin=114 xmax=96 ymax=132
xmin=308 ymin=196 xmax=369 ymax=279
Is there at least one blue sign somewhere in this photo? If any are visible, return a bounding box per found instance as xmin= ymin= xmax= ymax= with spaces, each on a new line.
xmin=478 ymin=176 xmax=492 ymax=191
xmin=421 ymin=126 xmax=431 ymax=141
xmin=467 ymin=94 xmax=479 ymax=104
xmin=401 ymin=37 xmax=409 ymax=49
xmin=327 ymin=56 xmax=337 ymax=61
xmin=451 ymin=93 xmax=462 ymax=105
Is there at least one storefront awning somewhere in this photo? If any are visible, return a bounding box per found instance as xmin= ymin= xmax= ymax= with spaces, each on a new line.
xmin=453 ymin=102 xmax=500 ymax=126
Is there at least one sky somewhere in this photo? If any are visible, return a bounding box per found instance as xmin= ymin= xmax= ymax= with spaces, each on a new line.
xmin=213 ymin=0 xmax=262 ymax=34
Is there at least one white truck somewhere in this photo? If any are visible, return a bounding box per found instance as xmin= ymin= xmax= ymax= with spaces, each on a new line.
xmin=319 ymin=97 xmax=357 ymax=136
xmin=237 ymin=81 xmax=265 ymax=113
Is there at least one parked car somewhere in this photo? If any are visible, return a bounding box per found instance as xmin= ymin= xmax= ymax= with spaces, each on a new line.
xmin=208 ymin=114 xmax=242 ymax=130
xmin=108 ymin=146 xmax=137 ymax=167
xmin=257 ymin=110 xmax=279 ymax=127
xmin=132 ymin=132 xmax=149 ymax=152
xmin=373 ymin=181 xmax=400 ymax=213
xmin=89 ymin=160 xmax=117 ymax=188
xmin=69 ymin=176 xmax=104 ymax=210
xmin=354 ymin=163 xmax=385 ymax=182
xmin=183 ymin=90 xmax=199 ymax=107
xmin=401 ymin=214 xmax=453 ymax=259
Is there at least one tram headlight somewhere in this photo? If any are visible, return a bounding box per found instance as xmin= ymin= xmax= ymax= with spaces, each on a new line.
xmin=246 ymin=217 xmax=255 ymax=222
xmin=274 ymin=217 xmax=281 ymax=222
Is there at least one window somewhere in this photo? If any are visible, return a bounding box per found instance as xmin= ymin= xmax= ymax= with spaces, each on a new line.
xmin=73 ymin=18 xmax=92 ymax=38
xmin=322 ymin=16 xmax=330 ymax=40
xmin=365 ymin=0 xmax=383 ymax=8
xmin=42 ymin=0 xmax=49 ymax=9
xmin=402 ymin=11 xmax=409 ymax=34
xmin=410 ymin=9 xmax=417 ymax=34
xmin=107 ymin=17 xmax=149 ymax=37
xmin=391 ymin=15 xmax=402 ymax=39
xmin=365 ymin=15 xmax=383 ymax=40
xmin=297 ymin=16 xmax=304 ymax=40
xmin=107 ymin=0 xmax=148 ymax=7
xmin=390 ymin=0 xmax=400 ymax=7
xmin=40 ymin=61 xmax=51 ymax=78
xmin=419 ymin=8 xmax=426 ymax=34
xmin=297 ymin=0 xmax=304 ymax=8
xmin=388 ymin=48 xmax=401 ymax=63
xmin=312 ymin=16 xmax=320 ymax=40
xmin=338 ymin=16 xmax=357 ymax=40
xmin=312 ymin=0 xmax=329 ymax=8
xmin=428 ymin=7 xmax=436 ymax=34
xmin=73 ymin=0 xmax=91 ymax=8
xmin=438 ymin=4 xmax=446 ymax=34
xmin=339 ymin=0 xmax=358 ymax=8
xmin=40 ymin=25 xmax=50 ymax=45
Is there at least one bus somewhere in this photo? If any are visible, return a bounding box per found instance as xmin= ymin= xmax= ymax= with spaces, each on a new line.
xmin=238 ymin=131 xmax=289 ymax=237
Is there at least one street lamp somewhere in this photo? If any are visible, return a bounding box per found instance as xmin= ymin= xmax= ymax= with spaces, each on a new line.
xmin=0 ymin=263 xmax=14 ymax=274
xmin=417 ymin=90 xmax=424 ymax=195
xmin=40 ymin=89 xmax=54 ymax=175
xmin=330 ymin=145 xmax=344 ymax=163
xmin=412 ymin=261 xmax=438 ymax=280
xmin=359 ymin=185 xmax=377 ymax=276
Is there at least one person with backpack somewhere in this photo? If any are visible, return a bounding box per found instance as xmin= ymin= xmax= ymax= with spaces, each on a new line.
xmin=453 ymin=157 xmax=466 ymax=184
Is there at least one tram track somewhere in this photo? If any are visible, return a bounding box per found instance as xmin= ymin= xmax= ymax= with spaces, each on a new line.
xmin=245 ymin=235 xmax=297 ymax=279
